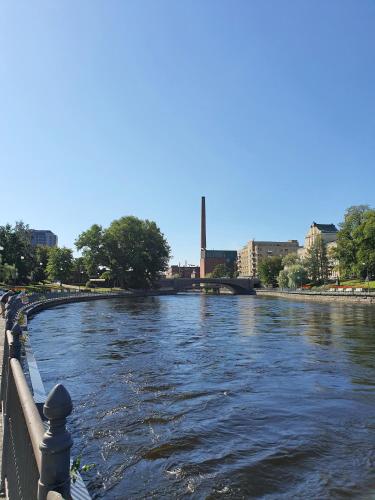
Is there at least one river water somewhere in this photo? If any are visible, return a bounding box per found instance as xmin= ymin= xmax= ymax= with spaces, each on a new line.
xmin=29 ymin=295 xmax=375 ymax=499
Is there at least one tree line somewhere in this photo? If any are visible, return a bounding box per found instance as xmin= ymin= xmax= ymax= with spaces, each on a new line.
xmin=0 ymin=216 xmax=171 ymax=289
xmin=257 ymin=205 xmax=375 ymax=287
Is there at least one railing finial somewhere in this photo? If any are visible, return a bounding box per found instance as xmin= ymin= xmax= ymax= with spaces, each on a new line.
xmin=38 ymin=384 xmax=73 ymax=500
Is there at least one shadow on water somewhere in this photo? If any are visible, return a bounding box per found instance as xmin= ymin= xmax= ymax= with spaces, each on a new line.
xmin=29 ymin=295 xmax=375 ymax=499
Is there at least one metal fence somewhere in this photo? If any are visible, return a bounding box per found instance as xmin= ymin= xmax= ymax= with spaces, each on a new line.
xmin=0 ymin=291 xmax=114 ymax=499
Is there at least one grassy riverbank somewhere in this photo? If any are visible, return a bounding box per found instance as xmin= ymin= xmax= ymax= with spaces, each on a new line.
xmin=338 ymin=279 xmax=375 ymax=289
xmin=256 ymin=289 xmax=375 ymax=304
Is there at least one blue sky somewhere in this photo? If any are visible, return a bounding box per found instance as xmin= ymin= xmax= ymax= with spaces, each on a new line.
xmin=1 ymin=1 xmax=374 ymax=264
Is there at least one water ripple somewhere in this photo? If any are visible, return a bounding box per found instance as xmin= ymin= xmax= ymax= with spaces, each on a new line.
xmin=29 ymin=295 xmax=375 ymax=498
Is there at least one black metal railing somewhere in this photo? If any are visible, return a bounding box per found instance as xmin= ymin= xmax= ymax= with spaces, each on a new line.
xmin=0 ymin=290 xmax=115 ymax=499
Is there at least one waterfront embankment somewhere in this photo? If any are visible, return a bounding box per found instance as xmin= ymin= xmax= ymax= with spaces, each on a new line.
xmin=256 ymin=289 xmax=375 ymax=304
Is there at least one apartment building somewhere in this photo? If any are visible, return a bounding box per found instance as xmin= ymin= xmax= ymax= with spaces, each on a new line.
xmin=238 ymin=240 xmax=299 ymax=278
xmin=30 ymin=229 xmax=58 ymax=247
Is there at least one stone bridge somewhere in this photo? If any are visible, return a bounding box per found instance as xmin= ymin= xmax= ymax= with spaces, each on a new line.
xmin=157 ymin=277 xmax=260 ymax=295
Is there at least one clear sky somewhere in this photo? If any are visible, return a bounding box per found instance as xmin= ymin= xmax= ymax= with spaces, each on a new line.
xmin=1 ymin=1 xmax=374 ymax=265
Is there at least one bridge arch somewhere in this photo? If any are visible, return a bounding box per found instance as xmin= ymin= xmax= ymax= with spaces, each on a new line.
xmin=156 ymin=278 xmax=259 ymax=295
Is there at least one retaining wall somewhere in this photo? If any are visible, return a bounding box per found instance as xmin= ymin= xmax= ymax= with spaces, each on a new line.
xmin=256 ymin=290 xmax=375 ymax=304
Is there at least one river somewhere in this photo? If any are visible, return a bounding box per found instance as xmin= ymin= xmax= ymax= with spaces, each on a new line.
xmin=29 ymin=294 xmax=375 ymax=499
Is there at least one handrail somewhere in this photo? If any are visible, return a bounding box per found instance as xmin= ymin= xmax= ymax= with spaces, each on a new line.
xmin=0 ymin=290 xmax=121 ymax=499
xmin=10 ymin=358 xmax=44 ymax=472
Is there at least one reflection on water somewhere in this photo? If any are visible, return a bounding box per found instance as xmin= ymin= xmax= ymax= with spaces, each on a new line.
xmin=29 ymin=295 xmax=375 ymax=499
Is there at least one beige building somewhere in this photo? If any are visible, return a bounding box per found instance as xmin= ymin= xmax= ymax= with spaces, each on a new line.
xmin=304 ymin=222 xmax=338 ymax=250
xmin=238 ymin=240 xmax=300 ymax=277
xmin=299 ymin=222 xmax=339 ymax=279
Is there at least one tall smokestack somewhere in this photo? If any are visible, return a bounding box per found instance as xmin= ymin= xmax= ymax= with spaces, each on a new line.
xmin=201 ymin=196 xmax=206 ymax=250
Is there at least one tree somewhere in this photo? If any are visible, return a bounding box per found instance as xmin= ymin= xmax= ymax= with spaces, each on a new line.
xmin=32 ymin=245 xmax=51 ymax=282
xmin=71 ymin=257 xmax=89 ymax=284
xmin=104 ymin=216 xmax=170 ymax=288
xmin=211 ymin=264 xmax=231 ymax=278
xmin=75 ymin=224 xmax=106 ymax=277
xmin=282 ymin=253 xmax=300 ymax=268
xmin=277 ymin=269 xmax=289 ymax=288
xmin=0 ymin=263 xmax=17 ymax=284
xmin=46 ymin=247 xmax=73 ymax=284
xmin=0 ymin=221 xmax=35 ymax=283
xmin=287 ymin=264 xmax=308 ymax=288
xmin=76 ymin=217 xmax=170 ymax=288
xmin=335 ymin=205 xmax=370 ymax=278
xmin=258 ymin=256 xmax=283 ymax=287
xmin=355 ymin=209 xmax=375 ymax=279
xmin=278 ymin=269 xmax=289 ymax=288
xmin=305 ymin=235 xmax=329 ymax=284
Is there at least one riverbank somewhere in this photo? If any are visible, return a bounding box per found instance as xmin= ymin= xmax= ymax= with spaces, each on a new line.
xmin=256 ymin=289 xmax=375 ymax=304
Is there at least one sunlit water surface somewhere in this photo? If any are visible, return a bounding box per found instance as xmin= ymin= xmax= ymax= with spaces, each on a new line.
xmin=29 ymin=295 xmax=375 ymax=499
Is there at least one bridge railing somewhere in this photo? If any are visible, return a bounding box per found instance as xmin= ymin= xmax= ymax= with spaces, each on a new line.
xmin=0 ymin=291 xmax=97 ymax=499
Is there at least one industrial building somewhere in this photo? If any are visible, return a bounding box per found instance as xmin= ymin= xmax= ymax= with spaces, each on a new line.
xmin=199 ymin=197 xmax=237 ymax=277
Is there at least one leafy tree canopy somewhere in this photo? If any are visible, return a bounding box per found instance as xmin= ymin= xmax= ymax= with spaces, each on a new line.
xmin=211 ymin=264 xmax=231 ymax=278
xmin=76 ymin=216 xmax=171 ymax=288
xmin=355 ymin=210 xmax=375 ymax=279
xmin=46 ymin=247 xmax=74 ymax=284
xmin=75 ymin=224 xmax=106 ymax=277
xmin=304 ymin=235 xmax=329 ymax=284
xmin=282 ymin=253 xmax=300 ymax=268
xmin=258 ymin=256 xmax=283 ymax=287
xmin=278 ymin=269 xmax=289 ymax=288
xmin=32 ymin=245 xmax=51 ymax=283
xmin=335 ymin=205 xmax=373 ymax=278
xmin=287 ymin=264 xmax=308 ymax=288
xmin=0 ymin=221 xmax=35 ymax=283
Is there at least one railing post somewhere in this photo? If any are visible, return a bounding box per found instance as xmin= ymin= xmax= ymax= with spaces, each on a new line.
xmin=9 ymin=323 xmax=22 ymax=361
xmin=38 ymin=384 xmax=73 ymax=500
xmin=5 ymin=316 xmax=13 ymax=332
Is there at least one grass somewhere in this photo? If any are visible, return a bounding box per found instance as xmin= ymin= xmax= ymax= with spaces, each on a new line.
xmin=0 ymin=281 xmax=124 ymax=293
xmin=338 ymin=279 xmax=375 ymax=289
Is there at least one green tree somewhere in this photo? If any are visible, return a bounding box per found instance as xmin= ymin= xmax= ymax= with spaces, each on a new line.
xmin=258 ymin=256 xmax=283 ymax=287
xmin=211 ymin=264 xmax=231 ymax=278
xmin=355 ymin=209 xmax=375 ymax=279
xmin=0 ymin=221 xmax=35 ymax=283
xmin=305 ymin=235 xmax=329 ymax=284
xmin=46 ymin=247 xmax=73 ymax=284
xmin=282 ymin=253 xmax=300 ymax=267
xmin=32 ymin=245 xmax=51 ymax=282
xmin=278 ymin=269 xmax=289 ymax=288
xmin=287 ymin=264 xmax=308 ymax=288
xmin=75 ymin=224 xmax=106 ymax=277
xmin=335 ymin=205 xmax=370 ymax=278
xmin=104 ymin=216 xmax=170 ymax=288
xmin=0 ymin=263 xmax=17 ymax=284
xmin=71 ymin=257 xmax=89 ymax=284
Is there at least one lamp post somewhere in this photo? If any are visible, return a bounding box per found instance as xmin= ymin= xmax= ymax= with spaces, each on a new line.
xmin=79 ymin=270 xmax=84 ymax=292
xmin=362 ymin=262 xmax=370 ymax=294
